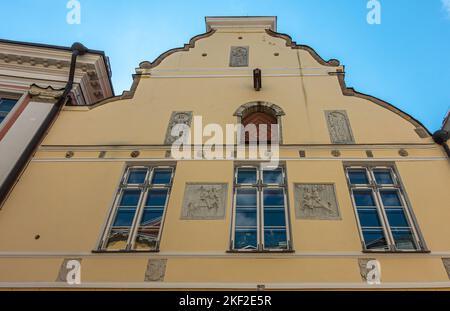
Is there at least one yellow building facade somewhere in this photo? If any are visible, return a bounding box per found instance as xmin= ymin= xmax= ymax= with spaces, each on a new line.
xmin=0 ymin=16 xmax=449 ymax=290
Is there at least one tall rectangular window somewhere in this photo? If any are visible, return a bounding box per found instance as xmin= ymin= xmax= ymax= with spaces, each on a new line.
xmin=232 ymin=166 xmax=291 ymax=251
xmin=0 ymin=97 xmax=18 ymax=125
xmin=345 ymin=165 xmax=423 ymax=252
xmin=100 ymin=166 xmax=174 ymax=252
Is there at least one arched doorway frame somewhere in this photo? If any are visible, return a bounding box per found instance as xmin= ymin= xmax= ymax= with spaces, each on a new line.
xmin=233 ymin=101 xmax=285 ymax=145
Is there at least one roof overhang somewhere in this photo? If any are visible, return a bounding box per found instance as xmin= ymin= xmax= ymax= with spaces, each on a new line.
xmin=0 ymin=39 xmax=114 ymax=106
xmin=206 ymin=16 xmax=277 ymax=32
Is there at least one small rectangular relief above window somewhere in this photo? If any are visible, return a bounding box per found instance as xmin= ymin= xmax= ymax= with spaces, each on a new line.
xmin=230 ymin=46 xmax=249 ymax=67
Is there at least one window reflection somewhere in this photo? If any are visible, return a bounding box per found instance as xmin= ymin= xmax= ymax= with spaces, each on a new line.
xmin=233 ymin=166 xmax=289 ymax=251
xmin=103 ymin=167 xmax=173 ymax=251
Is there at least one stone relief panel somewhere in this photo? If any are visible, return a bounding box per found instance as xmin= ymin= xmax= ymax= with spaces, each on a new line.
xmin=325 ymin=110 xmax=355 ymax=144
xmin=145 ymin=259 xmax=167 ymax=282
xmin=164 ymin=111 xmax=193 ymax=145
xmin=443 ymin=258 xmax=450 ymax=280
xmin=56 ymin=258 xmax=82 ymax=282
xmin=181 ymin=183 xmax=228 ymax=220
xmin=230 ymin=46 xmax=249 ymax=67
xmin=358 ymin=258 xmax=376 ymax=282
xmin=294 ymin=184 xmax=341 ymax=220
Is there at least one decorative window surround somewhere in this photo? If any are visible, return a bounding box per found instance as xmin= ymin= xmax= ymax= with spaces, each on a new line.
xmin=234 ymin=101 xmax=285 ymax=145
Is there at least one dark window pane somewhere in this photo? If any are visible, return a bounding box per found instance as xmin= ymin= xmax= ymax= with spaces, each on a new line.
xmin=348 ymin=170 xmax=369 ymax=184
xmin=237 ymin=168 xmax=257 ymax=184
xmin=140 ymin=209 xmax=164 ymax=227
xmin=119 ymin=190 xmax=141 ymax=206
xmin=264 ymin=209 xmax=286 ymax=227
xmin=353 ymin=190 xmax=375 ymax=207
xmin=236 ymin=188 xmax=257 ymax=207
xmin=374 ymin=170 xmax=394 ymax=185
xmin=126 ymin=169 xmax=147 ymax=184
xmin=357 ymin=208 xmax=382 ymax=227
xmin=0 ymin=116 xmax=4 ymax=124
xmin=362 ymin=229 xmax=388 ymax=250
xmin=113 ymin=209 xmax=136 ymax=227
xmin=386 ymin=208 xmax=409 ymax=228
xmin=236 ymin=210 xmax=257 ymax=226
xmin=234 ymin=229 xmax=257 ymax=250
xmin=145 ymin=189 xmax=169 ymax=207
xmin=264 ymin=229 xmax=288 ymax=249
xmin=151 ymin=169 xmax=172 ymax=184
xmin=0 ymin=99 xmax=18 ymax=112
xmin=392 ymin=230 xmax=416 ymax=250
xmin=380 ymin=190 xmax=402 ymax=207
xmin=263 ymin=189 xmax=284 ymax=206
xmin=263 ymin=169 xmax=283 ymax=184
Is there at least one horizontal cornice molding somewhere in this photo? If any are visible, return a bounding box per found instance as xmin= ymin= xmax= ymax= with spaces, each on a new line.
xmin=39 ymin=143 xmax=438 ymax=151
xmin=1 ymin=281 xmax=449 ymax=290
xmin=0 ymin=41 xmax=113 ymax=105
xmin=1 ymin=250 xmax=450 ymax=258
xmin=205 ymin=16 xmax=277 ymax=32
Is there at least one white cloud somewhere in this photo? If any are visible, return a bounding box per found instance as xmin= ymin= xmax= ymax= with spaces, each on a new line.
xmin=443 ymin=0 xmax=450 ymax=18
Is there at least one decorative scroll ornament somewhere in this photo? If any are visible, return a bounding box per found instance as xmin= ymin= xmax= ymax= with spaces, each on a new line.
xmin=29 ymin=84 xmax=64 ymax=102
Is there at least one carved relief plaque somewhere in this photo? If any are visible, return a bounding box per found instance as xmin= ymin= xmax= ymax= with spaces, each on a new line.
xmin=294 ymin=184 xmax=340 ymax=220
xmin=164 ymin=111 xmax=193 ymax=145
xmin=358 ymin=258 xmax=376 ymax=282
xmin=443 ymin=258 xmax=450 ymax=280
xmin=56 ymin=258 xmax=82 ymax=282
xmin=145 ymin=259 xmax=167 ymax=282
xmin=325 ymin=110 xmax=355 ymax=144
xmin=230 ymin=46 xmax=249 ymax=67
xmin=181 ymin=183 xmax=228 ymax=220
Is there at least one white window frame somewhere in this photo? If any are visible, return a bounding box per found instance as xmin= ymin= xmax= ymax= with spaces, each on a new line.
xmin=345 ymin=165 xmax=424 ymax=252
xmin=98 ymin=165 xmax=175 ymax=252
xmin=230 ymin=165 xmax=292 ymax=252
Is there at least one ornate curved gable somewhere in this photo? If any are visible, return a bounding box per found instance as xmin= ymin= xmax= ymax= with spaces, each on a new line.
xmin=85 ymin=16 xmax=429 ymax=140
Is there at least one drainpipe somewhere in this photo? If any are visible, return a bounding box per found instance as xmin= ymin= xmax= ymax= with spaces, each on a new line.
xmin=432 ymin=129 xmax=450 ymax=159
xmin=0 ymin=42 xmax=88 ymax=206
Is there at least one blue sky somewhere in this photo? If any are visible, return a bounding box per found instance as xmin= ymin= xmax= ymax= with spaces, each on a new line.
xmin=0 ymin=0 xmax=449 ymax=131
